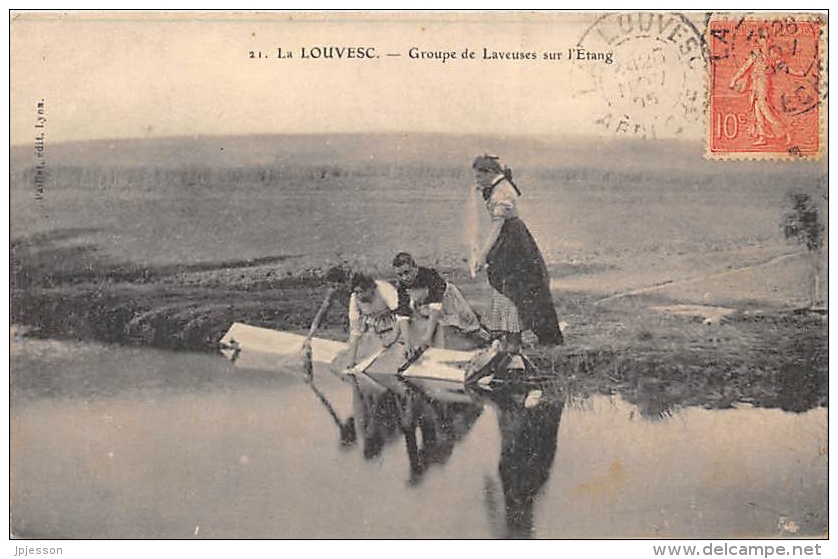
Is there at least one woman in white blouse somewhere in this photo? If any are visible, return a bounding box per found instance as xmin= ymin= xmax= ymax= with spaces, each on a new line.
xmin=344 ymin=272 xmax=408 ymax=368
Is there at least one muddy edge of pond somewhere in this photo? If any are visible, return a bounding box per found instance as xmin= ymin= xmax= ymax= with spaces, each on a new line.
xmin=10 ymin=243 xmax=828 ymax=412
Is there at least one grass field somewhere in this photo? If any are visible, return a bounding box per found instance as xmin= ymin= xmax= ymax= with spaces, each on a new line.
xmin=9 ymin=133 xmax=828 ymax=411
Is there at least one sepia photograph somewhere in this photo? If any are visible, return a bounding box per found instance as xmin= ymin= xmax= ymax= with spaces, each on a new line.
xmin=8 ymin=10 xmax=828 ymax=541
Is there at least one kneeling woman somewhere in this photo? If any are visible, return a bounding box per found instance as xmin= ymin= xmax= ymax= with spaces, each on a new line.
xmin=470 ymin=154 xmax=563 ymax=351
xmin=343 ymin=272 xmax=408 ymax=369
xmin=392 ymin=251 xmax=487 ymax=358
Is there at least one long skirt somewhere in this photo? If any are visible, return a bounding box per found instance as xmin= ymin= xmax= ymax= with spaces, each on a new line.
xmin=410 ymin=283 xmax=482 ymax=349
xmin=486 ymin=217 xmax=563 ymax=346
xmin=485 ymin=287 xmax=522 ymax=333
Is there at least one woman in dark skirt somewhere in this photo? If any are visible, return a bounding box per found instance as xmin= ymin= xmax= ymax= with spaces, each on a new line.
xmin=470 ymin=154 xmax=563 ymax=351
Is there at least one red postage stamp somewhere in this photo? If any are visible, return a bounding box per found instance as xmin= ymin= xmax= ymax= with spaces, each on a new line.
xmin=707 ymin=16 xmax=824 ymax=158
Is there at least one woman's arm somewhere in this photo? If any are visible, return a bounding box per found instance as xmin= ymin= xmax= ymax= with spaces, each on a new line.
xmin=345 ymin=332 xmax=361 ymax=367
xmin=394 ymin=282 xmax=412 ymax=350
xmin=472 ymin=219 xmax=504 ymax=275
xmin=397 ymin=316 xmax=412 ymax=351
xmin=419 ymin=306 xmax=442 ymax=348
xmin=378 ymin=280 xmax=406 ymax=351
xmin=343 ymin=293 xmax=364 ymax=366
xmin=304 ymin=286 xmax=337 ymax=343
xmin=417 ymin=269 xmax=446 ymax=347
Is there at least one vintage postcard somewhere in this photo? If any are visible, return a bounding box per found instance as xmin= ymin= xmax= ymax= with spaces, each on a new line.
xmin=9 ymin=11 xmax=828 ymax=541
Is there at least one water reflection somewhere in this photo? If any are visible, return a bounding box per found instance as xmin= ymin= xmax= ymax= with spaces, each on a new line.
xmin=474 ymin=384 xmax=565 ymax=538
xmin=398 ymin=383 xmax=482 ymax=485
xmin=623 ymin=378 xmax=684 ymax=422
xmin=350 ymin=374 xmax=483 ymax=484
xmin=305 ymin=379 xmax=357 ymax=447
xmin=9 ymin=338 xmax=829 ymax=538
xmin=346 ymin=370 xmax=567 ymax=538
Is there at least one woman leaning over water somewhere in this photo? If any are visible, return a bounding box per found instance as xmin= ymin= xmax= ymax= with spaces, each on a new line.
xmin=469 ymin=154 xmax=563 ymax=352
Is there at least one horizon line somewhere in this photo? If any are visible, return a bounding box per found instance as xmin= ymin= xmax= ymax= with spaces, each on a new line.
xmin=10 ymin=130 xmax=699 ymax=149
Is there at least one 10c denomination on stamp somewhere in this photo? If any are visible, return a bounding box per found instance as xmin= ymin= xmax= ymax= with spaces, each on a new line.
xmin=707 ymin=15 xmax=824 ymax=159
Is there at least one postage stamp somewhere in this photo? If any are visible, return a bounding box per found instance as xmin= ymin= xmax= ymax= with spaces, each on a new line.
xmin=706 ymin=14 xmax=825 ymax=159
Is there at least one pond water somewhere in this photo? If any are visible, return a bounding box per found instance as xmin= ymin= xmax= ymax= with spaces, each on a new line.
xmin=10 ymin=337 xmax=827 ymax=539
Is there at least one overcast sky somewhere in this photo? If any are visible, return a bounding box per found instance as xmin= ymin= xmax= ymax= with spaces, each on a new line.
xmin=11 ymin=11 xmax=709 ymax=145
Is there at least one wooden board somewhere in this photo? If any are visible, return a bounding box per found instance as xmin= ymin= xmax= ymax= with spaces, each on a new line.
xmin=219 ymin=322 xmax=479 ymax=383
xmin=220 ymin=322 xmax=345 ymax=363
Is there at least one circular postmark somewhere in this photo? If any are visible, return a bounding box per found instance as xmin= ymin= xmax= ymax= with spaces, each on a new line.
xmin=572 ymin=12 xmax=707 ymax=139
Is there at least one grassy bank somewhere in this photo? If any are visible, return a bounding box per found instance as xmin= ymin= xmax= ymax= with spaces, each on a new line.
xmin=11 ymin=230 xmax=827 ymax=415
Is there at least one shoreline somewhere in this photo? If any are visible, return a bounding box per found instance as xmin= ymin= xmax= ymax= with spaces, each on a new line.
xmin=11 ymin=242 xmax=828 ymax=414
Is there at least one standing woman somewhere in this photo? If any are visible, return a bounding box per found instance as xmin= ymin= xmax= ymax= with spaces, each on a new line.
xmin=470 ymin=154 xmax=563 ymax=351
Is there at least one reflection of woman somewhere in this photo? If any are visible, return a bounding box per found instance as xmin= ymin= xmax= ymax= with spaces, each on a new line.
xmin=350 ymin=374 xmax=483 ymax=482
xmin=470 ymin=154 xmax=563 ymax=351
xmin=350 ymin=375 xmax=402 ymax=459
xmin=480 ymin=385 xmax=564 ymax=539
xmin=398 ymin=383 xmax=483 ymax=485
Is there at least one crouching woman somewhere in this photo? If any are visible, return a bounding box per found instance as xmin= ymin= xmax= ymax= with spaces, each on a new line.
xmin=342 ymin=272 xmax=407 ymax=369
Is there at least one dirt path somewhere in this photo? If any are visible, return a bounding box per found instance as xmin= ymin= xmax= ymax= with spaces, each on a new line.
xmin=594 ymin=252 xmax=804 ymax=305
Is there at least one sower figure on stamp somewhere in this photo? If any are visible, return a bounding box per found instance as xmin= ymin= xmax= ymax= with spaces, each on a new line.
xmin=729 ymin=33 xmax=800 ymax=146
xmin=392 ymin=251 xmax=490 ymax=360
xmin=469 ymin=154 xmax=563 ymax=355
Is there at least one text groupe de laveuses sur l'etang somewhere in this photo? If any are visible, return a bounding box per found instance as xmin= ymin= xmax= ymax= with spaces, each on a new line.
xmin=264 ymin=45 xmax=613 ymax=64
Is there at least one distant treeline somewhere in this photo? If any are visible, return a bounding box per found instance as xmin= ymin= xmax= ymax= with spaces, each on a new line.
xmin=11 ymin=160 xmax=823 ymax=193
xmin=10 ymin=163 xmax=469 ymax=191
xmin=534 ymin=165 xmax=825 ymax=191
